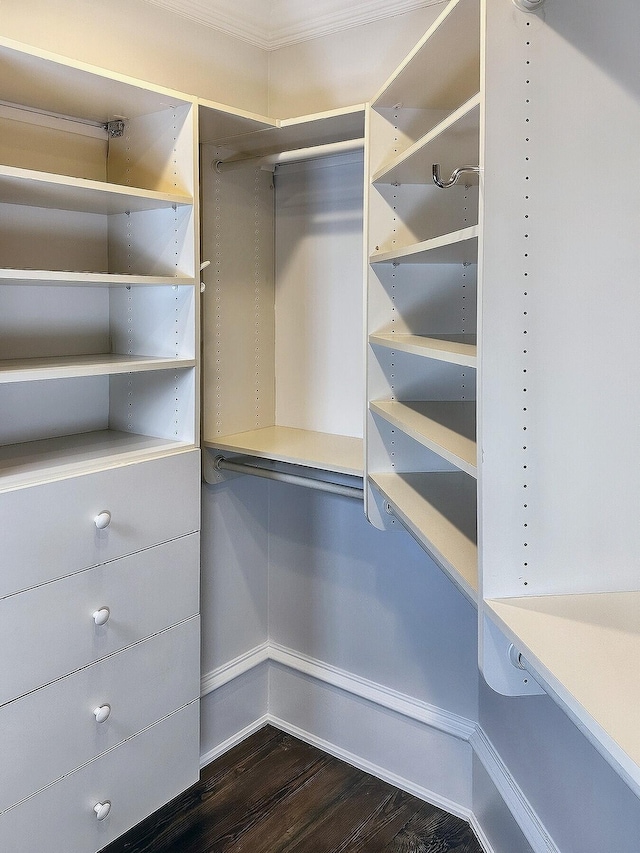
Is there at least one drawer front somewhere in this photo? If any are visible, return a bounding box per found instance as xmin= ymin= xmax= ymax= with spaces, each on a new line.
xmin=0 ymin=701 xmax=200 ymax=853
xmin=0 ymin=449 xmax=200 ymax=597
xmin=0 ymin=616 xmax=199 ymax=813
xmin=0 ymin=532 xmax=199 ymax=704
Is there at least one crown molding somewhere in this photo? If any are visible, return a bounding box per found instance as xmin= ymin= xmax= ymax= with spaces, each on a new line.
xmin=139 ymin=0 xmax=445 ymax=50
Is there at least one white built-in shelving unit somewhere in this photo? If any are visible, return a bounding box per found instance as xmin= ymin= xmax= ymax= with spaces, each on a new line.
xmin=200 ymin=100 xmax=366 ymax=481
xmin=365 ymin=0 xmax=481 ymax=606
xmin=0 ymin=36 xmax=200 ymax=849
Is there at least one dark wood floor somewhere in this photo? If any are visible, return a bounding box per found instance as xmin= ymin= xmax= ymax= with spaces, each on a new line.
xmin=101 ymin=725 xmax=483 ymax=853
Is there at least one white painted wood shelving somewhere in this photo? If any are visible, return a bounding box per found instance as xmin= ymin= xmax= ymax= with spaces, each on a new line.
xmin=200 ymin=99 xmax=366 ymax=482
xmin=0 ymin=36 xmax=201 ymax=850
xmin=365 ymin=0 xmax=640 ymax=803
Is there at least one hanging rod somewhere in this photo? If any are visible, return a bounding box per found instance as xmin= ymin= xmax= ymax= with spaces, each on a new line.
xmin=214 ymin=137 xmax=365 ymax=174
xmin=432 ymin=164 xmax=481 ymax=189
xmin=213 ymin=455 xmax=364 ymax=500
xmin=0 ymin=99 xmax=109 ymax=134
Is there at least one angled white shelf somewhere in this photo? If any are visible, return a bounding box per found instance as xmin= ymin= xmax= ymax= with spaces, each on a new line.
xmin=370 ymin=226 xmax=478 ymax=265
xmin=0 ymin=165 xmax=192 ymax=214
xmin=370 ymin=400 xmax=477 ymax=477
xmin=0 ymin=269 xmax=195 ymax=287
xmin=372 ymin=95 xmax=480 ymax=185
xmin=369 ymin=333 xmax=477 ymax=368
xmin=0 ymin=430 xmax=193 ymax=493
xmin=0 ymin=354 xmax=196 ymax=384
xmin=370 ymin=471 xmax=477 ymax=604
xmin=206 ymin=426 xmax=363 ymax=477
xmin=485 ymin=592 xmax=640 ymax=799
xmin=373 ymin=0 xmax=480 ymax=112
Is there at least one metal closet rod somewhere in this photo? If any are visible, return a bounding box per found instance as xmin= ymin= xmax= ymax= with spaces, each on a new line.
xmin=214 ymin=137 xmax=365 ymax=174
xmin=213 ymin=455 xmax=364 ymax=500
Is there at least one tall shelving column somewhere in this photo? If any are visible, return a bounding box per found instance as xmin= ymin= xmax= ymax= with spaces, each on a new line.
xmin=365 ymin=0 xmax=481 ymax=605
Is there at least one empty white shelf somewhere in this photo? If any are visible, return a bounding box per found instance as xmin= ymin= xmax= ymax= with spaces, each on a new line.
xmin=0 ymin=354 xmax=196 ymax=384
xmin=0 ymin=269 xmax=195 ymax=287
xmin=0 ymin=165 xmax=192 ymax=214
xmin=369 ymin=333 xmax=477 ymax=368
xmin=0 ymin=430 xmax=193 ymax=492
xmin=370 ymin=470 xmax=477 ymax=604
xmin=370 ymin=226 xmax=478 ymax=265
xmin=370 ymin=400 xmax=477 ymax=476
xmin=205 ymin=426 xmax=363 ymax=477
xmin=372 ymin=95 xmax=480 ymax=185
xmin=486 ymin=592 xmax=640 ymax=799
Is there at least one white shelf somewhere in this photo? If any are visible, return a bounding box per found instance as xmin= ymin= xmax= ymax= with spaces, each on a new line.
xmin=0 ymin=269 xmax=195 ymax=287
xmin=373 ymin=0 xmax=480 ymax=111
xmin=0 ymin=165 xmax=192 ymax=214
xmin=370 ymin=226 xmax=478 ymax=265
xmin=0 ymin=354 xmax=196 ymax=384
xmin=485 ymin=592 xmax=640 ymax=798
xmin=369 ymin=333 xmax=477 ymax=368
xmin=0 ymin=430 xmax=193 ymax=492
xmin=370 ymin=471 xmax=477 ymax=604
xmin=370 ymin=400 xmax=477 ymax=476
xmin=205 ymin=426 xmax=363 ymax=477
xmin=372 ymin=95 xmax=480 ymax=185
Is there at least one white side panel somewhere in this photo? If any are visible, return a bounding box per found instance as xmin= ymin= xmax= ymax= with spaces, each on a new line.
xmin=0 ymin=616 xmax=199 ymax=812
xmin=274 ymin=154 xmax=364 ymax=438
xmin=109 ymin=285 xmax=195 ymax=359
xmin=108 ymin=367 xmax=196 ymax=443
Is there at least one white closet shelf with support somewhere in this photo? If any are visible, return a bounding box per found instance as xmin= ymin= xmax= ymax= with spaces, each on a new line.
xmin=0 ymin=269 xmax=195 ymax=287
xmin=370 ymin=400 xmax=477 ymax=476
xmin=370 ymin=471 xmax=477 ymax=604
xmin=369 ymin=333 xmax=477 ymax=368
xmin=0 ymin=165 xmax=192 ymax=214
xmin=205 ymin=426 xmax=363 ymax=477
xmin=370 ymin=226 xmax=478 ymax=265
xmin=373 ymin=0 xmax=480 ymax=113
xmin=0 ymin=354 xmax=196 ymax=384
xmin=0 ymin=430 xmax=194 ymax=493
xmin=485 ymin=592 xmax=640 ymax=799
xmin=372 ymin=95 xmax=480 ymax=185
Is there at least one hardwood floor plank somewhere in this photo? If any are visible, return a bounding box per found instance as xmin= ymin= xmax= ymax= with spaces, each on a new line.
xmin=100 ymin=726 xmax=484 ymax=853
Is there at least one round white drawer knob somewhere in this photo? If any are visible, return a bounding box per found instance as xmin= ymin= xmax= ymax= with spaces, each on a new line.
xmin=94 ymin=801 xmax=111 ymax=821
xmin=94 ymin=510 xmax=112 ymax=530
xmin=93 ymin=704 xmax=111 ymax=724
xmin=92 ymin=607 xmax=110 ymax=626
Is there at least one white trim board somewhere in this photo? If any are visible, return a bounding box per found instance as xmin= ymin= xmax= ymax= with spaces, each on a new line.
xmin=139 ymin=0 xmax=448 ymax=50
xmin=200 ymin=643 xmax=558 ymax=853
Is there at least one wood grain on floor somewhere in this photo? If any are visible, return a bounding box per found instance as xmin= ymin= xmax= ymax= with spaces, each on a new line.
xmin=100 ymin=725 xmax=483 ymax=853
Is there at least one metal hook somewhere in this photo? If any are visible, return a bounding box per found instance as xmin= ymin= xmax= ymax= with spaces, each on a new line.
xmin=432 ymin=164 xmax=481 ymax=189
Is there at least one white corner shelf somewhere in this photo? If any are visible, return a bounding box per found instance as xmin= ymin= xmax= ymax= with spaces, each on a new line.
xmin=370 ymin=226 xmax=478 ymax=265
xmin=205 ymin=426 xmax=363 ymax=477
xmin=0 ymin=430 xmax=193 ymax=493
xmin=485 ymin=592 xmax=640 ymax=798
xmin=372 ymin=94 xmax=480 ymax=185
xmin=370 ymin=470 xmax=477 ymax=604
xmin=0 ymin=354 xmax=196 ymax=384
xmin=370 ymin=400 xmax=477 ymax=476
xmin=369 ymin=333 xmax=477 ymax=368
xmin=0 ymin=165 xmax=192 ymax=214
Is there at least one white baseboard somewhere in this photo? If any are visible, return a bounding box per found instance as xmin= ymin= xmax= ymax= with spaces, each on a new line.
xmin=199 ymin=643 xmax=556 ymax=853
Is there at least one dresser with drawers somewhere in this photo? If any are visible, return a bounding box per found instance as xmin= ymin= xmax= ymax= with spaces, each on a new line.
xmin=0 ymin=37 xmax=201 ymax=851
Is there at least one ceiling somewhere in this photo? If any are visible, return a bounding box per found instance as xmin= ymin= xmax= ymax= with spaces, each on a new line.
xmin=139 ymin=0 xmax=442 ymax=50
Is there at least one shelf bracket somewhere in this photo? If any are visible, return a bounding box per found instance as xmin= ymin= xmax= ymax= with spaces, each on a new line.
xmin=432 ymin=164 xmax=481 ymax=189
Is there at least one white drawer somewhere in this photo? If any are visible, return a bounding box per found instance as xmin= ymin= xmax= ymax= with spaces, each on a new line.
xmin=0 ymin=449 xmax=200 ymax=598
xmin=0 ymin=532 xmax=199 ymax=704
xmin=0 ymin=616 xmax=199 ymax=813
xmin=0 ymin=701 xmax=200 ymax=853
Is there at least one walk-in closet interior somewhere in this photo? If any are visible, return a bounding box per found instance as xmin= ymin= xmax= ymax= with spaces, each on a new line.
xmin=1 ymin=1 xmax=639 ymax=851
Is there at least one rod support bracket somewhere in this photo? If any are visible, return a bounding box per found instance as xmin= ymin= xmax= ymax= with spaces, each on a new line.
xmin=512 ymin=0 xmax=545 ymax=12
